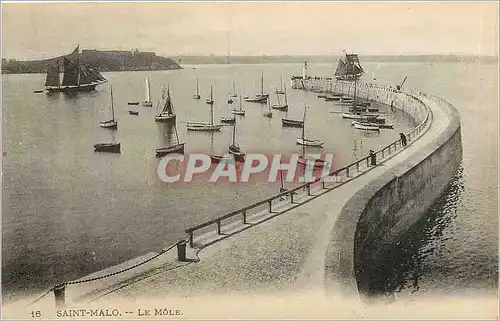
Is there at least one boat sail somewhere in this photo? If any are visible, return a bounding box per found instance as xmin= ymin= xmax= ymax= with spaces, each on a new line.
xmin=297 ymin=106 xmax=328 ymax=168
xmin=232 ymin=94 xmax=246 ymax=116
xmin=193 ymin=74 xmax=201 ymax=99
xmin=45 ymin=46 xmax=107 ymax=92
xmin=244 ymin=72 xmax=268 ymax=103
xmin=142 ymin=78 xmax=153 ymax=107
xmin=187 ymin=86 xmax=222 ymax=131
xmin=272 ymin=85 xmax=288 ymax=110
xmin=156 ymin=123 xmax=185 ymax=157
xmin=296 ymin=106 xmax=323 ymax=147
xmin=334 ymin=51 xmax=364 ymax=81
xmin=100 ymin=86 xmax=117 ymax=129
xmin=154 ymin=86 xmax=176 ymax=122
xmin=275 ymin=75 xmax=285 ymax=94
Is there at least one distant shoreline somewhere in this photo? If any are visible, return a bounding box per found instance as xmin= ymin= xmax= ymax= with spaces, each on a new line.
xmin=2 ymin=54 xmax=497 ymax=75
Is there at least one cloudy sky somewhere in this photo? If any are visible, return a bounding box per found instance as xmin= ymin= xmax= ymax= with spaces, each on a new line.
xmin=2 ymin=1 xmax=498 ymax=60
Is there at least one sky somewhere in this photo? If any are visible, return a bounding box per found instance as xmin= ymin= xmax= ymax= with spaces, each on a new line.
xmin=1 ymin=1 xmax=498 ymax=60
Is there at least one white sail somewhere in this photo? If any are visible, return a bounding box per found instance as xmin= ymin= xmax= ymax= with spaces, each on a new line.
xmin=145 ymin=78 xmax=151 ymax=102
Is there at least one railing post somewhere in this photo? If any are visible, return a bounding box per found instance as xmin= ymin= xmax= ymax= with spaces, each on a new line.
xmin=216 ymin=220 xmax=221 ymax=235
xmin=53 ymin=284 xmax=66 ymax=308
xmin=382 ymin=149 xmax=385 ymax=158
xmin=189 ymin=232 xmax=194 ymax=247
xmin=242 ymin=210 xmax=247 ymax=224
xmin=268 ymin=200 xmax=272 ymax=212
xmin=290 ymin=191 xmax=294 ymax=203
xmin=366 ymin=158 xmax=369 ymax=167
xmin=307 ymin=184 xmax=311 ymax=196
xmin=356 ymin=162 xmax=359 ymax=172
xmin=346 ymin=167 xmax=350 ymax=178
xmin=177 ymin=240 xmax=188 ymax=262
xmin=322 ymin=179 xmax=325 ymax=189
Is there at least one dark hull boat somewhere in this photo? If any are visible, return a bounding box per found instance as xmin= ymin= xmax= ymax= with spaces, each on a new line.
xmin=282 ymin=118 xmax=304 ymax=128
xmin=44 ymin=46 xmax=107 ymax=93
xmin=128 ymin=111 xmax=139 ymax=115
xmin=220 ymin=116 xmax=236 ymax=124
xmin=128 ymin=102 xmax=140 ymax=105
xmin=94 ymin=143 xmax=120 ymax=153
xmin=156 ymin=143 xmax=185 ymax=157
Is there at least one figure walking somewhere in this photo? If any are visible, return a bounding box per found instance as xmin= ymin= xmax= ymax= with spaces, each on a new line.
xmin=400 ymin=132 xmax=407 ymax=147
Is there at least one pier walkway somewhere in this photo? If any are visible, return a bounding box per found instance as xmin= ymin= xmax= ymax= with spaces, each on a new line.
xmin=75 ymin=94 xmax=447 ymax=304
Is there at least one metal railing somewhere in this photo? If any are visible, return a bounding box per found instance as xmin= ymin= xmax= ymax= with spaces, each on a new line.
xmin=185 ymin=89 xmax=433 ymax=247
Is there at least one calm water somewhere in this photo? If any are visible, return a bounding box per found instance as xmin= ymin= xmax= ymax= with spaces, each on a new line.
xmin=357 ymin=61 xmax=498 ymax=299
xmin=2 ymin=63 xmax=414 ymax=299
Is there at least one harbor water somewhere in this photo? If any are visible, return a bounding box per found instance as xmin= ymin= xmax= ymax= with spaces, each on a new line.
xmin=2 ymin=61 xmax=496 ymax=302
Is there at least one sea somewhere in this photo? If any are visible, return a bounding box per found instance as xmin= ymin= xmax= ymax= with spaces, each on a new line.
xmin=1 ymin=61 xmax=497 ymax=302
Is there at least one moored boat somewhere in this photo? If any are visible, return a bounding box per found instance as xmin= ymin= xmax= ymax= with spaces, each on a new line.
xmin=100 ymin=86 xmax=117 ymax=129
xmin=220 ymin=116 xmax=236 ymax=124
xmin=232 ymin=95 xmax=246 ymax=116
xmin=156 ymin=143 xmax=185 ymax=157
xmin=187 ymin=86 xmax=222 ymax=131
xmin=245 ymin=72 xmax=268 ymax=103
xmin=282 ymin=118 xmax=304 ymax=128
xmin=353 ymin=121 xmax=380 ymax=131
xmin=154 ymin=86 xmax=176 ymax=123
xmin=94 ymin=143 xmax=120 ymax=153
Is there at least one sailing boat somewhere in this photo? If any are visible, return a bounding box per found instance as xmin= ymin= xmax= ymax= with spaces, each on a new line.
xmin=227 ymin=117 xmax=245 ymax=162
xmin=297 ymin=106 xmax=328 ymax=168
xmin=220 ymin=100 xmax=236 ymax=124
xmin=100 ymin=86 xmax=118 ymax=129
xmin=244 ymin=72 xmax=268 ymax=103
xmin=272 ymin=85 xmax=288 ymax=110
xmin=263 ymin=96 xmax=273 ymax=118
xmin=193 ymin=74 xmax=201 ymax=99
xmin=44 ymin=46 xmax=107 ymax=92
xmin=187 ymin=86 xmax=222 ymax=131
xmin=229 ymin=81 xmax=237 ymax=98
xmin=296 ymin=106 xmax=323 ymax=147
xmin=156 ymin=123 xmax=185 ymax=157
xmin=232 ymin=94 xmax=246 ymax=116
xmin=275 ymin=75 xmax=285 ymax=94
xmin=141 ymin=78 xmax=153 ymax=107
xmin=154 ymin=86 xmax=176 ymax=122
xmin=334 ymin=51 xmax=364 ymax=81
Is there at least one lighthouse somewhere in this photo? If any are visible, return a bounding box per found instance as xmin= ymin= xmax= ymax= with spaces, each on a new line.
xmin=302 ymin=61 xmax=308 ymax=80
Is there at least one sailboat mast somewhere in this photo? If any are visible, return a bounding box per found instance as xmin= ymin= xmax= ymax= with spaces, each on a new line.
xmin=280 ymin=75 xmax=284 ymax=92
xmin=276 ymin=87 xmax=281 ymax=105
xmin=233 ymin=81 xmax=236 ymax=95
xmin=110 ymin=86 xmax=115 ymax=121
xmin=147 ymin=78 xmax=151 ymax=101
xmin=209 ymin=86 xmax=214 ymax=125
xmin=261 ymin=72 xmax=264 ymax=95
xmin=232 ymin=118 xmax=236 ymax=146
xmin=284 ymin=86 xmax=288 ymax=105
xmin=196 ymin=74 xmax=199 ymax=95
xmin=301 ymin=106 xmax=306 ymax=157
xmin=239 ymin=94 xmax=242 ymax=111
xmin=174 ymin=122 xmax=180 ymax=144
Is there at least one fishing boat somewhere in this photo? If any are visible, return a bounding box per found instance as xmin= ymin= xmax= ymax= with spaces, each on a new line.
xmin=297 ymin=108 xmax=328 ymax=169
xmin=282 ymin=118 xmax=304 ymax=128
xmin=156 ymin=123 xmax=185 ymax=157
xmin=232 ymin=95 xmax=246 ymax=116
xmin=228 ymin=81 xmax=237 ymax=98
xmin=263 ymin=97 xmax=273 ymax=118
xmin=275 ymin=75 xmax=285 ymax=94
xmin=334 ymin=50 xmax=364 ymax=81
xmin=296 ymin=105 xmax=323 ymax=147
xmin=154 ymin=86 xmax=176 ymax=123
xmin=128 ymin=110 xmax=139 ymax=116
xmin=94 ymin=142 xmax=120 ymax=153
xmin=193 ymin=74 xmax=201 ymax=99
xmin=100 ymin=86 xmax=117 ymax=129
xmin=244 ymin=72 xmax=268 ymax=103
xmin=353 ymin=121 xmax=380 ymax=131
xmin=187 ymin=86 xmax=222 ymax=131
xmin=341 ymin=112 xmax=380 ymax=120
xmin=220 ymin=116 xmax=236 ymax=124
xmin=227 ymin=117 xmax=245 ymax=162
xmin=34 ymin=90 xmax=43 ymax=93
xmin=141 ymin=78 xmax=153 ymax=107
xmin=128 ymin=101 xmax=139 ymax=105
xmin=272 ymin=85 xmax=288 ymax=110
xmin=44 ymin=46 xmax=107 ymax=93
